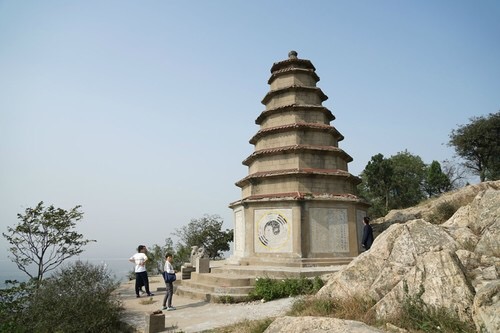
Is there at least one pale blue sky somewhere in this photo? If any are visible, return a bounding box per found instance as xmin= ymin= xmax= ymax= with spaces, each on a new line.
xmin=1 ymin=1 xmax=499 ymax=260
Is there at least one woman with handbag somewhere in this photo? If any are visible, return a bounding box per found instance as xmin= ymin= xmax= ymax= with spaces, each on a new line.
xmin=162 ymin=253 xmax=176 ymax=311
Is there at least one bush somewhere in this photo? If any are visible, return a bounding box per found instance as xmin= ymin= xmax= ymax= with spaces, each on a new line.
xmin=0 ymin=280 xmax=34 ymax=332
xmin=248 ymin=276 xmax=324 ymax=302
xmin=20 ymin=261 xmax=132 ymax=333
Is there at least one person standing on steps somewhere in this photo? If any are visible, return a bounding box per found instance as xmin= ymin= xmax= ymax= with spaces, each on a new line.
xmin=129 ymin=245 xmax=154 ymax=297
xmin=162 ymin=252 xmax=176 ymax=311
xmin=361 ymin=216 xmax=374 ymax=250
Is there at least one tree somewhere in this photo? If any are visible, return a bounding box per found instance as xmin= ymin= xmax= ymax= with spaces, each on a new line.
xmin=423 ymin=161 xmax=452 ymax=197
xmin=173 ymin=242 xmax=193 ymax=270
xmin=449 ymin=111 xmax=500 ymax=181
xmin=389 ymin=150 xmax=426 ymax=208
xmin=2 ymin=201 xmax=95 ymax=283
xmin=146 ymin=238 xmax=175 ymax=274
xmin=441 ymin=159 xmax=469 ymax=190
xmin=360 ymin=151 xmax=428 ymax=217
xmin=359 ymin=153 xmax=394 ymax=216
xmin=173 ymin=214 xmax=233 ymax=259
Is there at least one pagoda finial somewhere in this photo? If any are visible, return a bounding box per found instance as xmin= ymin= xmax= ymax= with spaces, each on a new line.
xmin=288 ymin=50 xmax=298 ymax=59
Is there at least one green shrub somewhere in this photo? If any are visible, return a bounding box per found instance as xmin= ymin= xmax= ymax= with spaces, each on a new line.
xmin=0 ymin=280 xmax=35 ymax=332
xmin=248 ymin=276 xmax=324 ymax=302
xmin=20 ymin=261 xmax=133 ymax=333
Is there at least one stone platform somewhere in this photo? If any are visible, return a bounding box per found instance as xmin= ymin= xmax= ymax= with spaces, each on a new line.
xmin=174 ymin=260 xmax=351 ymax=302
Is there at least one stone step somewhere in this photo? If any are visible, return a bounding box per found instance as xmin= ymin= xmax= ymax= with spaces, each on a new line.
xmin=175 ymin=285 xmax=251 ymax=303
xmin=210 ymin=265 xmax=347 ymax=279
xmin=175 ymin=285 xmax=210 ymax=301
xmin=175 ymin=262 xmax=349 ymax=303
xmin=190 ymin=272 xmax=256 ymax=287
xmin=180 ymin=279 xmax=255 ymax=295
xmin=237 ymin=257 xmax=354 ymax=268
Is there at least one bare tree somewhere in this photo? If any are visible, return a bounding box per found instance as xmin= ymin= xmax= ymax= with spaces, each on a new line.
xmin=441 ymin=159 xmax=469 ymax=189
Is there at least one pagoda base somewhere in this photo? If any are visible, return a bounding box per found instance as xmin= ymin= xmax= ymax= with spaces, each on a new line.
xmin=230 ymin=198 xmax=369 ymax=263
xmin=229 ymin=255 xmax=353 ymax=268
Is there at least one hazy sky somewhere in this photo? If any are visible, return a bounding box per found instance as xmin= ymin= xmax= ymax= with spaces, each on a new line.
xmin=1 ymin=1 xmax=499 ymax=260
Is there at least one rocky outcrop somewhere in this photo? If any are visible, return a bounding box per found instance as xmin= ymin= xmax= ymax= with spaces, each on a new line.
xmin=264 ymin=316 xmax=386 ymax=333
xmin=372 ymin=180 xmax=500 ymax=235
xmin=316 ymin=186 xmax=500 ymax=333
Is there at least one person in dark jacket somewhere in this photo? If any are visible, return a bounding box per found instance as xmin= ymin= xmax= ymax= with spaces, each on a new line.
xmin=361 ymin=216 xmax=374 ymax=250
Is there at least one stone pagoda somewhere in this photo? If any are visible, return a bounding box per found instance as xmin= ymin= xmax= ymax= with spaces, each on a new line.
xmin=229 ymin=51 xmax=369 ymax=267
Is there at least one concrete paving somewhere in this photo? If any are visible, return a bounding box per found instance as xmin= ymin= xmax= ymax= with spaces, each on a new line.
xmin=118 ymin=275 xmax=295 ymax=333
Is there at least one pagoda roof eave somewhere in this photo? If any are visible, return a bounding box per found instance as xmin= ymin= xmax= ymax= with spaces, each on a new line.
xmin=261 ymin=85 xmax=328 ymax=105
xmin=268 ymin=67 xmax=320 ymax=85
xmin=229 ymin=192 xmax=370 ymax=208
xmin=242 ymin=145 xmax=354 ymax=166
xmin=249 ymin=122 xmax=344 ymax=144
xmin=256 ymin=104 xmax=335 ymax=124
xmin=270 ymin=58 xmax=316 ymax=72
xmin=235 ymin=168 xmax=361 ymax=188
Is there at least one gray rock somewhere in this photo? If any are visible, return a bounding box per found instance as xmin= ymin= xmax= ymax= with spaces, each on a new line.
xmin=473 ymin=280 xmax=500 ymax=333
xmin=264 ymin=316 xmax=386 ymax=333
xmin=374 ymin=181 xmax=500 ymax=234
xmin=316 ymin=185 xmax=500 ymax=331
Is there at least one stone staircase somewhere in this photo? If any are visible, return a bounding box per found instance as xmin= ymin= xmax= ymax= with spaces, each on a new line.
xmin=176 ymin=271 xmax=255 ymax=302
xmin=175 ymin=260 xmax=352 ymax=303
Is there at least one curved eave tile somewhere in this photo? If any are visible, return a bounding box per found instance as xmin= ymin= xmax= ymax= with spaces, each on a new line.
xmin=270 ymin=58 xmax=316 ymax=72
xmin=261 ymin=86 xmax=328 ymax=105
xmin=235 ymin=168 xmax=360 ymax=188
xmin=249 ymin=122 xmax=344 ymax=144
xmin=267 ymin=67 xmax=320 ymax=85
xmin=256 ymin=104 xmax=335 ymax=124
xmin=230 ymin=192 xmax=369 ymax=206
xmin=242 ymin=145 xmax=353 ymax=166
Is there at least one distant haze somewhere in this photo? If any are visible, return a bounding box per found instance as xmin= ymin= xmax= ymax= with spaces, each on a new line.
xmin=1 ymin=1 xmax=498 ymax=262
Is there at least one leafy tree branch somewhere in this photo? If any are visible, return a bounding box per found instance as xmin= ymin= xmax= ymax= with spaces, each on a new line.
xmin=2 ymin=201 xmax=95 ymax=283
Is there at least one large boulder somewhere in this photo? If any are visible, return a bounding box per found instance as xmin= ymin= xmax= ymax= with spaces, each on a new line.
xmin=443 ymin=188 xmax=500 ymax=257
xmin=316 ymin=187 xmax=500 ymax=332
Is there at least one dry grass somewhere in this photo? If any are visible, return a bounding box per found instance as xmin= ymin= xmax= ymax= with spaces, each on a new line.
xmin=205 ymin=318 xmax=274 ymax=333
xmin=427 ymin=201 xmax=460 ymax=224
xmin=288 ymin=295 xmax=377 ymax=326
xmin=207 ymin=292 xmax=476 ymax=333
xmin=139 ymin=296 xmax=156 ymax=305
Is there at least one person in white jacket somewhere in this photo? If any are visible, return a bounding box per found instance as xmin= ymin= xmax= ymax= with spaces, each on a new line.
xmin=128 ymin=245 xmax=154 ymax=297
xmin=162 ymin=253 xmax=176 ymax=310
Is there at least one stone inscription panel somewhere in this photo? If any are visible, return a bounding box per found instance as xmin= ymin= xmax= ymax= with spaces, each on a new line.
xmin=254 ymin=209 xmax=292 ymax=253
xmin=310 ymin=208 xmax=349 ymax=253
xmin=234 ymin=209 xmax=244 ymax=256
